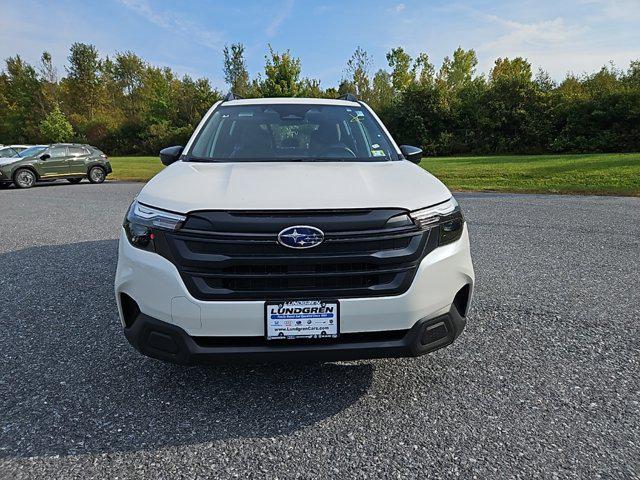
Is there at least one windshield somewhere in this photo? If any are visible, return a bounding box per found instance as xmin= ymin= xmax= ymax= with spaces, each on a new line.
xmin=0 ymin=148 xmax=17 ymax=158
xmin=187 ymin=104 xmax=398 ymax=162
xmin=17 ymin=146 xmax=46 ymax=157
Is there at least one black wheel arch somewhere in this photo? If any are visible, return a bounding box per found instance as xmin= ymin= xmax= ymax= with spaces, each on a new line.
xmin=12 ymin=166 xmax=40 ymax=182
xmin=86 ymin=162 xmax=107 ymax=175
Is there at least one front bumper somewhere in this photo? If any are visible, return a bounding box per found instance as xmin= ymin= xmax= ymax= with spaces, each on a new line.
xmin=115 ymin=224 xmax=474 ymax=362
xmin=123 ymin=303 xmax=467 ymax=364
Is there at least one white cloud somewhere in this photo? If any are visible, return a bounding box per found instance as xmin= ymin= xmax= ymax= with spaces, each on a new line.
xmin=266 ymin=0 xmax=295 ymax=38
xmin=579 ymin=0 xmax=640 ymax=21
xmin=394 ymin=3 xmax=406 ymax=13
xmin=495 ymin=48 xmax=640 ymax=80
xmin=388 ymin=2 xmax=640 ymax=82
xmin=117 ymin=0 xmax=223 ymax=50
xmin=463 ymin=8 xmax=630 ymax=79
xmin=478 ymin=15 xmax=585 ymax=51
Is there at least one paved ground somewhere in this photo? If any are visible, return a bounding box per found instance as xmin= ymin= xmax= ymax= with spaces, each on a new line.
xmin=0 ymin=181 xmax=638 ymax=479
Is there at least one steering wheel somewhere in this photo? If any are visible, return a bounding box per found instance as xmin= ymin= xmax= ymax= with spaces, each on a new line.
xmin=319 ymin=144 xmax=357 ymax=158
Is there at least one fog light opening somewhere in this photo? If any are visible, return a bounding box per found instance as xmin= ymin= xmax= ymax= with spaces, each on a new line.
xmin=453 ymin=284 xmax=471 ymax=317
xmin=120 ymin=293 xmax=141 ymax=328
xmin=421 ymin=321 xmax=449 ymax=346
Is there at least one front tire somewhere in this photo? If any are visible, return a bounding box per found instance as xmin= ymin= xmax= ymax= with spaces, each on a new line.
xmin=88 ymin=166 xmax=106 ymax=184
xmin=67 ymin=178 xmax=82 ymax=184
xmin=13 ymin=169 xmax=37 ymax=189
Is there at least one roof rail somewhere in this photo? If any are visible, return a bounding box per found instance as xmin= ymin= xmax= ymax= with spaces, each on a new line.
xmin=338 ymin=93 xmax=358 ymax=102
xmin=223 ymin=92 xmax=243 ymax=102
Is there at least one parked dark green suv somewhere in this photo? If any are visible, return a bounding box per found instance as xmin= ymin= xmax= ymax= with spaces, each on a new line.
xmin=0 ymin=144 xmax=112 ymax=189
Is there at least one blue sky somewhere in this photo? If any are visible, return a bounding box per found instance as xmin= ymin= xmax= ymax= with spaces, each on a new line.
xmin=1 ymin=0 xmax=639 ymax=89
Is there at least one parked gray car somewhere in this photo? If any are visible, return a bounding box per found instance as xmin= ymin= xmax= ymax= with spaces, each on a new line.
xmin=0 ymin=143 xmax=113 ymax=189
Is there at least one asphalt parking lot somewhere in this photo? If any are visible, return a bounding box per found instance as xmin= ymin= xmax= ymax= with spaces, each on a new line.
xmin=1 ymin=181 xmax=638 ymax=479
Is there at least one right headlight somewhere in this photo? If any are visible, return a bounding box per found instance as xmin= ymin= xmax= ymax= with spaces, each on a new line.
xmin=409 ymin=197 xmax=465 ymax=246
xmin=124 ymin=200 xmax=186 ymax=250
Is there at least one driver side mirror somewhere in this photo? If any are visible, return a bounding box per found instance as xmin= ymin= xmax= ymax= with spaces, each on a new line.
xmin=400 ymin=145 xmax=423 ymax=164
xmin=159 ymin=146 xmax=184 ymax=166
xmin=40 ymin=153 xmax=51 ymax=161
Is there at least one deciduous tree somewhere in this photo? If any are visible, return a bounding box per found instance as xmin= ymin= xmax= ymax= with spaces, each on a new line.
xmin=345 ymin=46 xmax=372 ymax=101
xmin=223 ymin=43 xmax=250 ymax=96
xmin=39 ymin=105 xmax=73 ymax=142
xmin=260 ymin=46 xmax=302 ymax=97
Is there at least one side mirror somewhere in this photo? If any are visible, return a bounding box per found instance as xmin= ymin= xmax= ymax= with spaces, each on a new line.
xmin=159 ymin=146 xmax=184 ymax=166
xmin=40 ymin=153 xmax=51 ymax=161
xmin=399 ymin=145 xmax=423 ymax=164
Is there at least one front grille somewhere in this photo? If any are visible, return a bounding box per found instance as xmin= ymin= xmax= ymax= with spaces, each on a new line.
xmin=154 ymin=209 xmax=439 ymax=301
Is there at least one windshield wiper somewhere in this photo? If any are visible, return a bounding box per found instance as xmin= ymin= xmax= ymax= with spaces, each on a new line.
xmin=183 ymin=156 xmax=221 ymax=163
xmin=182 ymin=156 xmax=357 ymax=163
xmin=285 ymin=157 xmax=350 ymax=162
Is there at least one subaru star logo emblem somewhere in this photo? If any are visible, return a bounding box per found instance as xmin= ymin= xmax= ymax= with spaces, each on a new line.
xmin=277 ymin=226 xmax=324 ymax=249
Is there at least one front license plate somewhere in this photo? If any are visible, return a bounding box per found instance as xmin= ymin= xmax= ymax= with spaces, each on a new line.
xmin=265 ymin=300 xmax=339 ymax=340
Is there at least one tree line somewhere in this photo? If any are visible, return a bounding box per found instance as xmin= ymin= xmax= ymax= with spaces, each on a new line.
xmin=1 ymin=42 xmax=639 ymax=156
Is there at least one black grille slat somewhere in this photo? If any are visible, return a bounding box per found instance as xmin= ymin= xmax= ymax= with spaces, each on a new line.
xmin=171 ymin=246 xmax=425 ymax=268
xmin=182 ymin=237 xmax=416 ymax=254
xmin=177 ymin=225 xmax=419 ymax=240
xmin=182 ymin=265 xmax=412 ymax=278
xmin=191 ymin=272 xmax=406 ymax=298
xmin=155 ymin=209 xmax=438 ymax=301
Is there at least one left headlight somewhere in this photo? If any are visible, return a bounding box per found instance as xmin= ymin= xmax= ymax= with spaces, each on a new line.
xmin=409 ymin=197 xmax=465 ymax=246
xmin=124 ymin=200 xmax=186 ymax=249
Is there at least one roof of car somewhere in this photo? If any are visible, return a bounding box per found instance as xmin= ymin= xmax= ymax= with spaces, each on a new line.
xmin=223 ymin=97 xmax=361 ymax=107
xmin=49 ymin=143 xmax=91 ymax=147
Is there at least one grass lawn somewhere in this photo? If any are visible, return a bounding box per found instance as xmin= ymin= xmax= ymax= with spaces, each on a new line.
xmin=420 ymin=153 xmax=640 ymax=196
xmin=108 ymin=156 xmax=164 ymax=182
xmin=109 ymin=153 xmax=640 ymax=196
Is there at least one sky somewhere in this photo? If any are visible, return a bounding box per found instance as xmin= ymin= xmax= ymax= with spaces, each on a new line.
xmin=1 ymin=0 xmax=639 ymax=89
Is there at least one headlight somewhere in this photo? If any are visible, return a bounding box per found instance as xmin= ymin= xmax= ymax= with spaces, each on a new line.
xmin=409 ymin=197 xmax=464 ymax=246
xmin=124 ymin=200 xmax=186 ymax=249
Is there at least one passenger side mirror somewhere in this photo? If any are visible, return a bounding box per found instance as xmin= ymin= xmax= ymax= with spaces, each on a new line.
xmin=40 ymin=153 xmax=51 ymax=161
xmin=399 ymin=145 xmax=423 ymax=164
xmin=159 ymin=146 xmax=184 ymax=166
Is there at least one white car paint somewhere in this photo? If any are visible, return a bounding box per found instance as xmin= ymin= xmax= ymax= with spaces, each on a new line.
xmin=138 ymin=159 xmax=452 ymax=213
xmin=0 ymin=145 xmax=37 ymax=165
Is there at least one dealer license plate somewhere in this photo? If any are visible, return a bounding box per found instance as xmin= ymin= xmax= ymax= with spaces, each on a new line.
xmin=265 ymin=300 xmax=339 ymax=340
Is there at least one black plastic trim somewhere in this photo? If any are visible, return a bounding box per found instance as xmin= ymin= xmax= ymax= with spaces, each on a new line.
xmin=338 ymin=93 xmax=358 ymax=102
xmin=223 ymin=92 xmax=243 ymax=101
xmin=123 ymin=303 xmax=467 ymax=364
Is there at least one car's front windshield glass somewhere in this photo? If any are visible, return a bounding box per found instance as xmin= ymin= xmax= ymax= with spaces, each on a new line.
xmin=17 ymin=146 xmax=46 ymax=157
xmin=0 ymin=148 xmax=16 ymax=158
xmin=187 ymin=103 xmax=398 ymax=162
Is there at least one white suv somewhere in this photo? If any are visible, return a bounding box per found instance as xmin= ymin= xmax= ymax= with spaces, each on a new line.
xmin=115 ymin=95 xmax=474 ymax=363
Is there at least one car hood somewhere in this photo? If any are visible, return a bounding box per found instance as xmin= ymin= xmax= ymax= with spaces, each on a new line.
xmin=137 ymin=160 xmax=452 ymax=213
